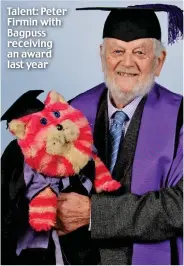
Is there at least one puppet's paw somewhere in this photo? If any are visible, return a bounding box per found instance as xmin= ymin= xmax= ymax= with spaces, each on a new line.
xmin=29 ymin=217 xmax=55 ymax=231
xmin=29 ymin=187 xmax=57 ymax=231
xmin=95 ymin=179 xmax=121 ymax=193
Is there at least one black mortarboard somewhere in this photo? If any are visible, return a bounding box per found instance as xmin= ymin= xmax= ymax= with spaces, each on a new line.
xmin=1 ymin=90 xmax=45 ymax=123
xmin=76 ymin=4 xmax=183 ymax=44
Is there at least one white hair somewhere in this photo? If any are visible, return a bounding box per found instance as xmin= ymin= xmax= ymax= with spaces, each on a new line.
xmin=152 ymin=39 xmax=166 ymax=57
xmin=105 ymin=70 xmax=155 ymax=106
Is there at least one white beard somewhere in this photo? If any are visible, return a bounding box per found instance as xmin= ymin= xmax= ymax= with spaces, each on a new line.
xmin=104 ymin=71 xmax=156 ymax=106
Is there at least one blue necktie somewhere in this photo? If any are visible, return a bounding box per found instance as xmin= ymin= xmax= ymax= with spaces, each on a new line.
xmin=109 ymin=111 xmax=129 ymax=172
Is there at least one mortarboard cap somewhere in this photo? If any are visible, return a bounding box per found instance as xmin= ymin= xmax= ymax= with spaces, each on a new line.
xmin=76 ymin=4 xmax=183 ymax=45
xmin=1 ymin=90 xmax=45 ymax=123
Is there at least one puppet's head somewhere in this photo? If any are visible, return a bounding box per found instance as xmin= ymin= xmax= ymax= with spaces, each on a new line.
xmin=2 ymin=90 xmax=93 ymax=177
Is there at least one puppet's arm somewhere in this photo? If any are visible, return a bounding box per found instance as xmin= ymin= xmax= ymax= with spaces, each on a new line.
xmin=29 ymin=187 xmax=57 ymax=231
xmin=92 ymin=153 xmax=121 ymax=193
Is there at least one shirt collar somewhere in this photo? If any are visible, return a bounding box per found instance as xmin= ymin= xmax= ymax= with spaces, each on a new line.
xmin=107 ymin=91 xmax=143 ymax=121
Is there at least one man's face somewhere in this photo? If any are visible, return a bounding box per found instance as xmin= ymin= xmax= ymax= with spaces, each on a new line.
xmin=100 ymin=38 xmax=165 ymax=106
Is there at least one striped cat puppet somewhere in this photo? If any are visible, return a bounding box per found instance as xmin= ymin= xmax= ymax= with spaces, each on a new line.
xmin=8 ymin=91 xmax=121 ymax=232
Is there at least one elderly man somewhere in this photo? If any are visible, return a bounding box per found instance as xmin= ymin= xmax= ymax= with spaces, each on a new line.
xmin=56 ymin=4 xmax=183 ymax=265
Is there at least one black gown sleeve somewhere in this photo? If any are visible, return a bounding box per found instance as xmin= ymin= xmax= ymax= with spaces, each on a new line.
xmin=1 ymin=140 xmax=26 ymax=264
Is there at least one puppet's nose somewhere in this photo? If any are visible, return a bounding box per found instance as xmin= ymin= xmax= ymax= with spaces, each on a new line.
xmin=56 ymin=124 xmax=63 ymax=131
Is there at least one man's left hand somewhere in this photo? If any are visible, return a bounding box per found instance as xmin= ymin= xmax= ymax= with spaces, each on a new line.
xmin=56 ymin=192 xmax=91 ymax=236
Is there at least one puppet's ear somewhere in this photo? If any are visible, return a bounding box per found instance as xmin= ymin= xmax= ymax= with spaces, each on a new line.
xmin=8 ymin=119 xmax=26 ymax=139
xmin=44 ymin=91 xmax=66 ymax=106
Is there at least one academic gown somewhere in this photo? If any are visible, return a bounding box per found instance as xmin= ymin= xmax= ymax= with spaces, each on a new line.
xmin=70 ymin=82 xmax=183 ymax=265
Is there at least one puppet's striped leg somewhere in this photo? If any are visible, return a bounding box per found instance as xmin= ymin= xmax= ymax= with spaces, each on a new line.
xmin=29 ymin=187 xmax=57 ymax=231
xmin=93 ymin=154 xmax=121 ymax=193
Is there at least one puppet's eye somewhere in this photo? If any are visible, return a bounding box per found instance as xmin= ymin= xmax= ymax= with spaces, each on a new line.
xmin=53 ymin=111 xmax=60 ymax=118
xmin=40 ymin=118 xmax=47 ymax=125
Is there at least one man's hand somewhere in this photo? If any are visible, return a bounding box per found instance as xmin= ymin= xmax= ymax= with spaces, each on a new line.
xmin=56 ymin=192 xmax=91 ymax=236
